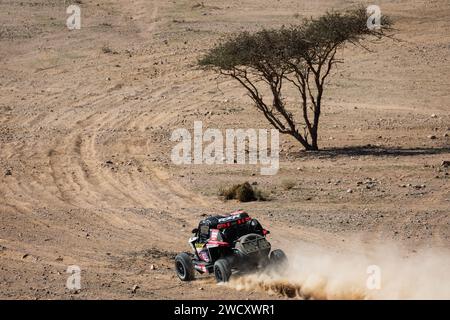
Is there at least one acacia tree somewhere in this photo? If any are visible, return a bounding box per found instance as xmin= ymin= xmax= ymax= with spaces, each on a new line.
xmin=199 ymin=8 xmax=392 ymax=150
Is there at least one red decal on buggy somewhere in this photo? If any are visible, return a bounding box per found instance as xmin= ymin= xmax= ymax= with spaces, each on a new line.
xmin=207 ymin=240 xmax=229 ymax=246
xmin=199 ymin=251 xmax=210 ymax=262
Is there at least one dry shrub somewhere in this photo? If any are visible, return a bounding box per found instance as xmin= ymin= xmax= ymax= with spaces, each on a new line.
xmin=219 ymin=182 xmax=268 ymax=202
xmin=281 ymin=179 xmax=296 ymax=190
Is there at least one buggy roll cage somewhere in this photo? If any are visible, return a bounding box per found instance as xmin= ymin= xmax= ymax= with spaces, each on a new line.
xmin=191 ymin=210 xmax=269 ymax=245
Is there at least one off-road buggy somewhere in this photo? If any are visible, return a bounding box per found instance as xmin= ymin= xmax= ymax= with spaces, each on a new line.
xmin=175 ymin=210 xmax=287 ymax=282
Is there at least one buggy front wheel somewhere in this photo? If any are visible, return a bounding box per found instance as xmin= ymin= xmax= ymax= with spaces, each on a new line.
xmin=175 ymin=252 xmax=195 ymax=281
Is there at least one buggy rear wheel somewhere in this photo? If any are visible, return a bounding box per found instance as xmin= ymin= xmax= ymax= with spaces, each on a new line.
xmin=269 ymin=249 xmax=288 ymax=270
xmin=175 ymin=252 xmax=195 ymax=281
xmin=214 ymin=259 xmax=231 ymax=283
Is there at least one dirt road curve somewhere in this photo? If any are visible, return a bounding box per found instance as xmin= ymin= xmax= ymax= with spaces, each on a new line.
xmin=0 ymin=0 xmax=449 ymax=299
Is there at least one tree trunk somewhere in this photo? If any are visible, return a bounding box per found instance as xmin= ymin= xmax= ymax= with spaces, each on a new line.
xmin=292 ymin=131 xmax=317 ymax=151
xmin=310 ymin=128 xmax=319 ymax=150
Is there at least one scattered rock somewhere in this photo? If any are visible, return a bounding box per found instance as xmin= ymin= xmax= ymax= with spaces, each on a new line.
xmin=150 ymin=264 xmax=157 ymax=270
xmin=430 ymin=114 xmax=437 ymax=118
xmin=441 ymin=160 xmax=450 ymax=168
xmin=346 ymin=189 xmax=353 ymax=193
xmin=428 ymin=135 xmax=437 ymax=140
xmin=4 ymin=168 xmax=12 ymax=176
xmin=131 ymin=284 xmax=139 ymax=293
xmin=22 ymin=253 xmax=29 ymax=259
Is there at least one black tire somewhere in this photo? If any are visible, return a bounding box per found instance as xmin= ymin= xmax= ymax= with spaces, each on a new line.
xmin=269 ymin=249 xmax=288 ymax=269
xmin=214 ymin=259 xmax=232 ymax=283
xmin=175 ymin=252 xmax=195 ymax=281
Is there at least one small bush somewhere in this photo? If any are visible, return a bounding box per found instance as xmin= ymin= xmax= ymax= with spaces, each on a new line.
xmin=101 ymin=45 xmax=118 ymax=54
xmin=192 ymin=2 xmax=205 ymax=9
xmin=282 ymin=179 xmax=296 ymax=190
xmin=235 ymin=182 xmax=256 ymax=202
xmin=102 ymin=45 xmax=113 ymax=54
xmin=219 ymin=182 xmax=267 ymax=202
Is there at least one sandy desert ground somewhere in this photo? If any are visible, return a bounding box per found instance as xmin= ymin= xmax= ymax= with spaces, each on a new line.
xmin=0 ymin=0 xmax=449 ymax=299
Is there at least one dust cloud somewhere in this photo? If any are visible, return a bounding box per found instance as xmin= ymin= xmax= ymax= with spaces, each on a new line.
xmin=227 ymin=242 xmax=450 ymax=299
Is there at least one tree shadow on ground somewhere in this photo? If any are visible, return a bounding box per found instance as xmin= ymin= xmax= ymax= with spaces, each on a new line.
xmin=290 ymin=145 xmax=450 ymax=160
